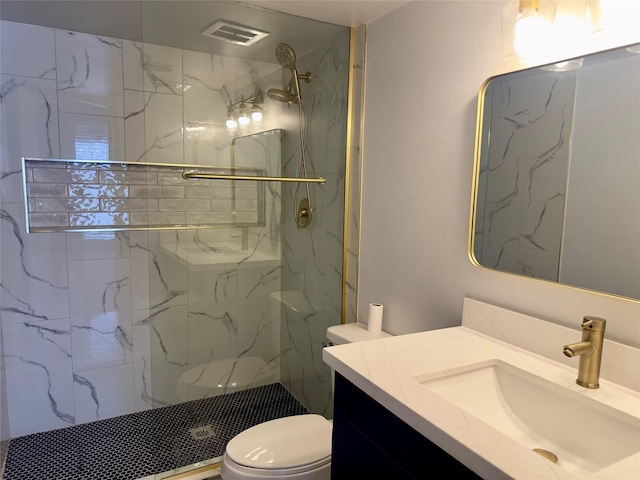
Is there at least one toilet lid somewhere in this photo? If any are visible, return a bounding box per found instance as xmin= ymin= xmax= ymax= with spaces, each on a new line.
xmin=225 ymin=414 xmax=332 ymax=470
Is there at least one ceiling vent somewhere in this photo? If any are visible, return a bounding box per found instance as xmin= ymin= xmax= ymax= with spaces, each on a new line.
xmin=201 ymin=20 xmax=269 ymax=46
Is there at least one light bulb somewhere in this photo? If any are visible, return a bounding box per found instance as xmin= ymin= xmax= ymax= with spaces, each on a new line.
xmin=251 ymin=109 xmax=263 ymax=122
xmin=513 ymin=6 xmax=552 ymax=60
xmin=514 ymin=15 xmax=545 ymax=51
xmin=513 ymin=14 xmax=544 ymax=53
xmin=238 ymin=114 xmax=250 ymax=126
xmin=237 ymin=104 xmax=250 ymax=127
xmin=503 ymin=0 xmax=556 ymax=63
xmin=226 ymin=107 xmax=237 ymax=132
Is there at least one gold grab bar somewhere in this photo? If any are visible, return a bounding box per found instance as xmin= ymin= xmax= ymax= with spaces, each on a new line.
xmin=182 ymin=171 xmax=326 ymax=184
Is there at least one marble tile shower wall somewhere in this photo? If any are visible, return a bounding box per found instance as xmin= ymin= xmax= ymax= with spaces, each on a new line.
xmin=0 ymin=20 xmax=287 ymax=437
xmin=279 ymin=32 xmax=350 ymax=417
xmin=474 ymin=71 xmax=576 ymax=281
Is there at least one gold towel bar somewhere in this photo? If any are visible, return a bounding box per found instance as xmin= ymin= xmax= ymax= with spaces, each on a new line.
xmin=182 ymin=171 xmax=326 ymax=184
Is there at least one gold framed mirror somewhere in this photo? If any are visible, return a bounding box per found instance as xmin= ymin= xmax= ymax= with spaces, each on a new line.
xmin=470 ymin=43 xmax=640 ymax=301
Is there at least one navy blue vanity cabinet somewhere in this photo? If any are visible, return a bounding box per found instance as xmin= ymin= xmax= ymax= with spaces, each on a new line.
xmin=331 ymin=373 xmax=482 ymax=479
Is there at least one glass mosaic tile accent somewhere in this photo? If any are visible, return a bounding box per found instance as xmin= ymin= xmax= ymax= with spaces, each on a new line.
xmin=22 ymin=158 xmax=266 ymax=232
xmin=3 ymin=383 xmax=308 ymax=480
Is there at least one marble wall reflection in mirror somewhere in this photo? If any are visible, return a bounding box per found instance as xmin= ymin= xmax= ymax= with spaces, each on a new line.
xmin=471 ymin=44 xmax=640 ymax=301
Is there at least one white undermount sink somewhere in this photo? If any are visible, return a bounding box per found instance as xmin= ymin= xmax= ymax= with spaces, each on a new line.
xmin=414 ymin=360 xmax=640 ymax=476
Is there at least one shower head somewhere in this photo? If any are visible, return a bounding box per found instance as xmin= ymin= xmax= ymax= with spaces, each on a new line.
xmin=267 ymin=87 xmax=296 ymax=104
xmin=269 ymin=44 xmax=311 ymax=104
xmin=275 ymin=43 xmax=297 ymax=69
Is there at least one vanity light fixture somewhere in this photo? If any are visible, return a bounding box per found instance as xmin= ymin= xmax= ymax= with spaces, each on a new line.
xmin=225 ymin=89 xmax=264 ymax=132
xmin=503 ymin=0 xmax=556 ymax=62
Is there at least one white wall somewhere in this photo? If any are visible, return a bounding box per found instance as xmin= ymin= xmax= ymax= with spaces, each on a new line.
xmin=359 ymin=1 xmax=640 ymax=347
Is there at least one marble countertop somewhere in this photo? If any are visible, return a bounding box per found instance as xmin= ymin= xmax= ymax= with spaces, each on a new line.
xmin=323 ymin=325 xmax=640 ymax=479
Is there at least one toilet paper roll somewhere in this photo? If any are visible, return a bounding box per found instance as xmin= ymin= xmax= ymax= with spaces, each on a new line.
xmin=367 ymin=303 xmax=383 ymax=333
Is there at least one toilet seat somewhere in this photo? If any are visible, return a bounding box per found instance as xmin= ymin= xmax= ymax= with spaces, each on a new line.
xmin=221 ymin=414 xmax=332 ymax=479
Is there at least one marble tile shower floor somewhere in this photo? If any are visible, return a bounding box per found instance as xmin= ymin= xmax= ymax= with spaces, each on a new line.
xmin=3 ymin=383 xmax=308 ymax=480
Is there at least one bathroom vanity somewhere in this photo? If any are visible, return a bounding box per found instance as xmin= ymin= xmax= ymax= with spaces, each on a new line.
xmin=331 ymin=372 xmax=480 ymax=478
xmin=323 ymin=299 xmax=640 ymax=479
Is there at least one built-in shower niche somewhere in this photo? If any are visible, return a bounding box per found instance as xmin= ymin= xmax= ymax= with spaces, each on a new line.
xmin=21 ymin=158 xmax=267 ymax=232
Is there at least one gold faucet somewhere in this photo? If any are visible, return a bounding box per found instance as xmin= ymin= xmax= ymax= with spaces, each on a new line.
xmin=562 ymin=316 xmax=607 ymax=389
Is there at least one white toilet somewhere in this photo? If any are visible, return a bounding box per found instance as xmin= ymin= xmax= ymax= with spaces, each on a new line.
xmin=220 ymin=323 xmax=391 ymax=480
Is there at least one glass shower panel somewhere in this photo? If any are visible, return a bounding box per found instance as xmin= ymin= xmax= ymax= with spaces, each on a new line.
xmin=146 ymin=132 xmax=283 ymax=406
xmin=139 ymin=1 xmax=350 ymax=415
xmin=279 ymin=28 xmax=351 ymax=417
xmin=0 ymin=5 xmax=349 ymax=472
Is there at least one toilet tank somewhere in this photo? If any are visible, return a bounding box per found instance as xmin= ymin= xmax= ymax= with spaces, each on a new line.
xmin=326 ymin=323 xmax=391 ymax=345
xmin=325 ymin=323 xmax=391 ymax=396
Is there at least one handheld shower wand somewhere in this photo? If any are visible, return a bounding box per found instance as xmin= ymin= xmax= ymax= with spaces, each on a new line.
xmin=267 ymin=43 xmax=311 ymax=104
xmin=267 ymin=43 xmax=315 ymax=229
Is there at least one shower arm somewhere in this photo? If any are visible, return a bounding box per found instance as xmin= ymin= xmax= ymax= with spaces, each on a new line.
xmin=290 ymin=69 xmax=311 ymax=92
xmin=295 ymin=71 xmax=312 ymax=83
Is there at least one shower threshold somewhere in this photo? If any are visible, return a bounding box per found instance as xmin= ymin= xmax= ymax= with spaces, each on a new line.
xmin=3 ymin=383 xmax=307 ymax=480
xmin=143 ymin=458 xmax=222 ymax=480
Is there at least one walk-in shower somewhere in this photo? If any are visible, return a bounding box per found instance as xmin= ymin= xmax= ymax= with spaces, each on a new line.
xmin=0 ymin=1 xmax=351 ymax=478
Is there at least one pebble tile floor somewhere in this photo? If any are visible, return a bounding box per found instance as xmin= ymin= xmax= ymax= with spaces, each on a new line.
xmin=3 ymin=383 xmax=308 ymax=480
